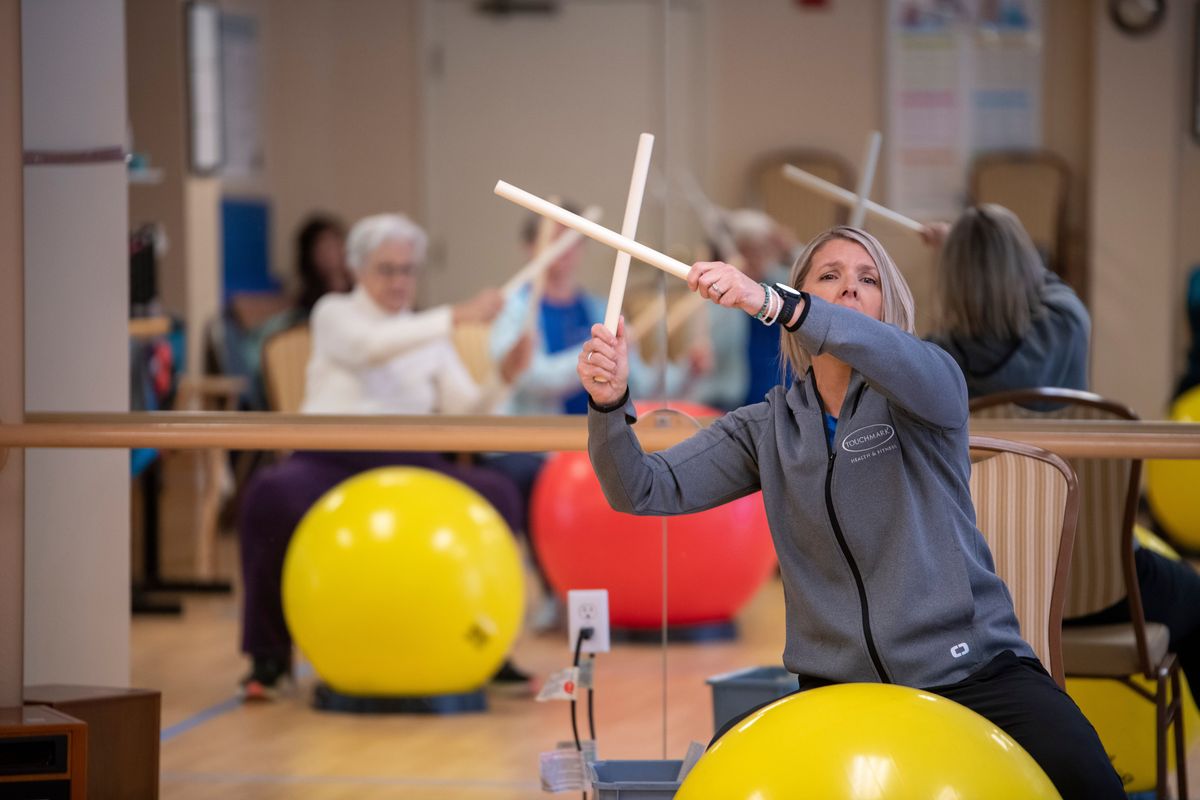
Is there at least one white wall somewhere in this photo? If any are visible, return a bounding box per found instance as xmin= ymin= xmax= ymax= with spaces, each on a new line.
xmin=22 ymin=0 xmax=130 ymax=686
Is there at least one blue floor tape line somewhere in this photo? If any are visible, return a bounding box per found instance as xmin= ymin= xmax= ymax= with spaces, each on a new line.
xmin=161 ymin=772 xmax=541 ymax=790
xmin=160 ymin=695 xmax=242 ymax=743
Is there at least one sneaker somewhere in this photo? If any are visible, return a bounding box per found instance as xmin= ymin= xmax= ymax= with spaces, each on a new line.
xmin=489 ymin=660 xmax=535 ymax=695
xmin=239 ymin=656 xmax=292 ymax=702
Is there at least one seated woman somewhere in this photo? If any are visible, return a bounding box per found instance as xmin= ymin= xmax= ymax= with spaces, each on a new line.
xmin=238 ymin=213 xmax=531 ymax=699
xmin=924 ymin=204 xmax=1089 ymax=399
xmin=926 ymin=203 xmax=1200 ymax=714
xmin=576 ymin=226 xmax=1123 ymax=799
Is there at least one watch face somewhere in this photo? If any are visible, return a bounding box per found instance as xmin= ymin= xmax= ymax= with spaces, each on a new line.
xmin=775 ymin=282 xmax=802 ymax=297
xmin=1109 ymin=0 xmax=1165 ymax=35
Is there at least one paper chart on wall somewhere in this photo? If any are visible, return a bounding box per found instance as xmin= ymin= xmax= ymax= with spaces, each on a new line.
xmin=885 ymin=0 xmax=1042 ymax=220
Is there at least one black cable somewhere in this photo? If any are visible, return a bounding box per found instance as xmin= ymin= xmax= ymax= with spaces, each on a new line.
xmin=587 ymin=653 xmax=596 ymax=741
xmin=569 ymin=627 xmax=594 ymax=800
xmin=570 ymin=626 xmax=588 ymax=751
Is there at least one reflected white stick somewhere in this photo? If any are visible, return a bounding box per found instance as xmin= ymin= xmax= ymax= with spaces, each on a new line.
xmin=603 ymin=133 xmax=655 ymax=334
xmin=501 ymin=205 xmax=602 ymax=297
xmin=848 ymin=131 xmax=882 ymax=229
xmin=781 ymin=164 xmax=924 ymax=235
xmin=494 ymin=181 xmax=691 ymax=280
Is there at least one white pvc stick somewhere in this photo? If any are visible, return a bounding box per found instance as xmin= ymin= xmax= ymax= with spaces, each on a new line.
xmin=494 ymin=181 xmax=691 ymax=281
xmin=848 ymin=131 xmax=882 ymax=229
xmin=781 ymin=164 xmax=925 ymax=235
xmin=603 ymin=133 xmax=655 ymax=333
xmin=501 ymin=205 xmax=602 ymax=297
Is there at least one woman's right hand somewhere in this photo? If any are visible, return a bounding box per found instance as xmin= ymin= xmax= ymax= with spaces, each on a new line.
xmin=577 ymin=319 xmax=629 ymax=407
xmin=452 ymin=288 xmax=505 ymax=325
xmin=919 ymin=222 xmax=951 ymax=249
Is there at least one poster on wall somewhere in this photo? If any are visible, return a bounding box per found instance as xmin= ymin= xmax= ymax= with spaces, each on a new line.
xmin=885 ymin=0 xmax=1042 ymax=219
xmin=219 ymin=13 xmax=264 ymax=179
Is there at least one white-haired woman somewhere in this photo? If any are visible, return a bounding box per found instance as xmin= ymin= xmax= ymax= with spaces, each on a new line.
xmin=237 ymin=214 xmax=533 ymax=700
xmin=576 ymin=226 xmax=1122 ymax=799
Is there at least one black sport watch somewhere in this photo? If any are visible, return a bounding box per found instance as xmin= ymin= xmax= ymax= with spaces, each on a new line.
xmin=774 ymin=283 xmax=807 ymax=332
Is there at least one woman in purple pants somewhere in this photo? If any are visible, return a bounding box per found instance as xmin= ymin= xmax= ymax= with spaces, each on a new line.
xmin=238 ymin=213 xmax=532 ymax=700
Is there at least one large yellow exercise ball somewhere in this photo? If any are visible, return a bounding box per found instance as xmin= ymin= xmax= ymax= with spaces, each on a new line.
xmin=1064 ymin=524 xmax=1200 ymax=793
xmin=677 ymin=683 xmax=1060 ymax=800
xmin=1146 ymin=386 xmax=1200 ymax=549
xmin=282 ymin=467 xmax=524 ymax=696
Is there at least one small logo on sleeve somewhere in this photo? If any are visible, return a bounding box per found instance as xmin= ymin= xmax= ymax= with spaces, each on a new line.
xmin=950 ymin=642 xmax=970 ymax=659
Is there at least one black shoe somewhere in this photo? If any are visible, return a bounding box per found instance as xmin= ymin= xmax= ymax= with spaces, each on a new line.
xmin=239 ymin=656 xmax=292 ymax=702
xmin=489 ymin=660 xmax=535 ymax=695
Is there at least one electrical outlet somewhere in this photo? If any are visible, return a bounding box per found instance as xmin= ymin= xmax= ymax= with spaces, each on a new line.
xmin=567 ymin=589 xmax=610 ymax=654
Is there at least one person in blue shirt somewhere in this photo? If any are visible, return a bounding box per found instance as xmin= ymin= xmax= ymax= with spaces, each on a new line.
xmin=688 ymin=209 xmax=798 ymax=411
xmin=486 ymin=207 xmax=707 ymax=628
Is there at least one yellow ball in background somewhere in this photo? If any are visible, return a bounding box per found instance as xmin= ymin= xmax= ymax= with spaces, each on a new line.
xmin=677 ymin=683 xmax=1060 ymax=800
xmin=282 ymin=467 xmax=525 ymax=697
xmin=1065 ymin=523 xmax=1199 ymax=793
xmin=1146 ymin=386 xmax=1200 ymax=550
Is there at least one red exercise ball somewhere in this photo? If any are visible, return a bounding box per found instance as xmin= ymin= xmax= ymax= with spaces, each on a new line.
xmin=531 ymin=401 xmax=777 ymax=628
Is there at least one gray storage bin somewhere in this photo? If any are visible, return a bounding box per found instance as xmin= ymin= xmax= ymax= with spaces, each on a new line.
xmin=588 ymin=759 xmax=683 ymax=799
xmin=706 ymin=665 xmax=796 ymax=734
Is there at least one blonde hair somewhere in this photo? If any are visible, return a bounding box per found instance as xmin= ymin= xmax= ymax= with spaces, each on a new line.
xmin=936 ymin=204 xmax=1045 ymax=341
xmin=779 ymin=226 xmax=915 ymax=377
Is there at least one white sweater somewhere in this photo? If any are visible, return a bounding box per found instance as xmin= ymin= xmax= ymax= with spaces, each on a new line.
xmin=301 ymin=286 xmax=501 ymax=415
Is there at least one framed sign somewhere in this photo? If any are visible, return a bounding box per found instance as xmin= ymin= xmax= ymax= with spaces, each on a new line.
xmin=186 ymin=1 xmax=223 ymax=174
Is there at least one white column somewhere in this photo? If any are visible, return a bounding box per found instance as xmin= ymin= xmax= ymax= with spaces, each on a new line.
xmin=22 ymin=0 xmax=130 ymax=686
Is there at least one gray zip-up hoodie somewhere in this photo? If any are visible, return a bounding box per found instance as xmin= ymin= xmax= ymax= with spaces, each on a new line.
xmin=588 ymin=295 xmax=1034 ymax=688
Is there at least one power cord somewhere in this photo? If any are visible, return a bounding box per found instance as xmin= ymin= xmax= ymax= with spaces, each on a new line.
xmin=571 ymin=626 xmax=594 ymax=800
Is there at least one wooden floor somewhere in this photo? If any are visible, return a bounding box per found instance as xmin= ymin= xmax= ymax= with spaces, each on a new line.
xmin=133 ymin=454 xmax=1198 ymax=799
xmin=134 ymin=562 xmax=787 ymax=800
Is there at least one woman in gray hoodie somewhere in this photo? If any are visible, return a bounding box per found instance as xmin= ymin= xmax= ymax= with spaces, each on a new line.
xmin=576 ymin=226 xmax=1122 ymax=800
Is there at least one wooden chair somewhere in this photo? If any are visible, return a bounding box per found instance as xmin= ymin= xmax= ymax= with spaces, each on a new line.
xmin=972 ymin=388 xmax=1187 ymax=798
xmin=747 ymin=148 xmax=854 ymax=243
xmin=451 ymin=321 xmax=496 ymax=387
xmin=969 ymin=150 xmax=1071 ymax=278
xmin=968 ymin=434 xmax=1078 ymax=687
xmin=261 ymin=322 xmax=311 ymax=414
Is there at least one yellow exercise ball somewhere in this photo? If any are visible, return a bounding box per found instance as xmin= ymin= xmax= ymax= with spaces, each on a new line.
xmin=1146 ymin=386 xmax=1200 ymax=549
xmin=677 ymin=683 xmax=1060 ymax=800
xmin=282 ymin=467 xmax=525 ymax=696
xmin=1065 ymin=524 xmax=1199 ymax=793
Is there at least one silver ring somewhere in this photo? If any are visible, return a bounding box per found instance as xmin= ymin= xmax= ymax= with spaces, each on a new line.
xmin=712 ymin=283 xmax=725 ymax=297
xmin=586 ymin=351 xmax=594 ymax=363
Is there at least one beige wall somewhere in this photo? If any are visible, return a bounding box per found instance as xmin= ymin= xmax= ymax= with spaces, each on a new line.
xmin=262 ymin=0 xmax=422 ymax=289
xmin=1090 ymin=5 xmax=1190 ymax=418
xmin=126 ymin=0 xmax=188 ymax=317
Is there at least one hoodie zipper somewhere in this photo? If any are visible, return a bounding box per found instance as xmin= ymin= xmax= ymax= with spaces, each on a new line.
xmin=816 ymin=390 xmax=892 ymax=683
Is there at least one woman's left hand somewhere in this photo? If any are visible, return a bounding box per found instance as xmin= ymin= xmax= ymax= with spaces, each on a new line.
xmin=688 ymin=261 xmax=765 ymax=316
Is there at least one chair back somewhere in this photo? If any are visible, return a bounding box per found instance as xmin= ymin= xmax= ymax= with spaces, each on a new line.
xmin=969 ymin=435 xmax=1079 ymax=687
xmin=969 ymin=150 xmax=1070 ymax=275
xmin=261 ymin=322 xmax=311 ymax=414
xmin=971 ymin=389 xmax=1140 ymax=616
xmin=452 ymin=322 xmax=496 ymax=387
xmin=748 ymin=149 xmax=854 ymax=243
